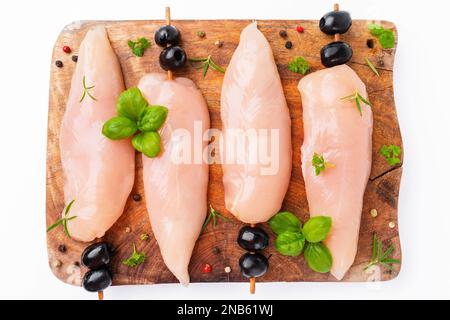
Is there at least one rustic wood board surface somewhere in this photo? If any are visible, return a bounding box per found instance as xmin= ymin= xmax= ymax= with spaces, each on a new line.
xmin=47 ymin=19 xmax=403 ymax=287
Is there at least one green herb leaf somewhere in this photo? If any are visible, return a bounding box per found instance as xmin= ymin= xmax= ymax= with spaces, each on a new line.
xmin=365 ymin=58 xmax=380 ymax=76
xmin=138 ymin=105 xmax=168 ymax=132
xmin=304 ymin=242 xmax=333 ymax=273
xmin=312 ymin=152 xmax=334 ymax=176
xmin=302 ymin=216 xmax=332 ymax=243
xmin=102 ymin=116 xmax=138 ymax=140
xmin=128 ymin=37 xmax=150 ymax=57
xmin=116 ymin=87 xmax=149 ymax=121
xmin=80 ymin=76 xmax=97 ymax=103
xmin=288 ymin=56 xmax=310 ymax=75
xmin=364 ymin=232 xmax=401 ymax=271
xmin=132 ymin=132 xmax=161 ymax=158
xmin=268 ymin=211 xmax=302 ymax=235
xmin=380 ymin=144 xmax=402 ymax=166
xmin=368 ymin=24 xmax=395 ymax=49
xmin=340 ymin=90 xmax=372 ymax=116
xmin=275 ymin=231 xmax=305 ymax=256
xmin=46 ymin=200 xmax=76 ymax=238
xmin=122 ymin=244 xmax=146 ymax=267
xmin=202 ymin=205 xmax=228 ymax=232
xmin=189 ymin=55 xmax=225 ymax=78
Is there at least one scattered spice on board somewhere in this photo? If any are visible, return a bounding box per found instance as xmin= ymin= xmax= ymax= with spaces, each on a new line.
xmin=63 ymin=45 xmax=71 ymax=54
xmin=132 ymin=194 xmax=141 ymax=202
xmin=279 ymin=30 xmax=287 ymax=38
xmin=224 ymin=266 xmax=231 ymax=273
xmin=72 ymin=55 xmax=78 ymax=62
xmin=214 ymin=40 xmax=223 ymax=47
xmin=296 ymin=24 xmax=304 ymax=33
xmin=55 ymin=60 xmax=63 ymax=68
xmin=366 ymin=39 xmax=375 ymax=48
xmin=370 ymin=209 xmax=378 ymax=218
xmin=197 ymin=31 xmax=206 ymax=38
xmin=140 ymin=233 xmax=149 ymax=241
xmin=125 ymin=226 xmax=131 ymax=233
xmin=202 ymin=264 xmax=212 ymax=273
xmin=58 ymin=244 xmax=67 ymax=253
xmin=285 ymin=41 xmax=293 ymax=49
xmin=52 ymin=260 xmax=62 ymax=268
xmin=389 ymin=221 xmax=396 ymax=229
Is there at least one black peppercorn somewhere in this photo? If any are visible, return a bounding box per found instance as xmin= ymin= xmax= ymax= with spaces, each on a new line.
xmin=213 ymin=247 xmax=221 ymax=255
xmin=279 ymin=30 xmax=287 ymax=38
xmin=285 ymin=41 xmax=293 ymax=49
xmin=132 ymin=194 xmax=141 ymax=202
xmin=74 ymin=261 xmax=80 ymax=267
xmin=366 ymin=39 xmax=375 ymax=49
xmin=58 ymin=244 xmax=67 ymax=253
xmin=72 ymin=55 xmax=78 ymax=62
xmin=55 ymin=60 xmax=63 ymax=68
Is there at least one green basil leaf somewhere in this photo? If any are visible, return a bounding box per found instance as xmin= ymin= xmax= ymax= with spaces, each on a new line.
xmin=275 ymin=231 xmax=305 ymax=256
xmin=379 ymin=30 xmax=395 ymax=49
xmin=368 ymin=23 xmax=384 ymax=36
xmin=102 ymin=116 xmax=137 ymax=140
xmin=268 ymin=211 xmax=302 ymax=235
xmin=116 ymin=87 xmax=149 ymax=121
xmin=138 ymin=105 xmax=168 ymax=132
xmin=304 ymin=242 xmax=333 ymax=273
xmin=302 ymin=216 xmax=332 ymax=243
xmin=132 ymin=132 xmax=161 ymax=158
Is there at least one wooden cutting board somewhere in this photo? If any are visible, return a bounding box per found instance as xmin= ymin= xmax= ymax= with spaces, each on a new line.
xmin=46 ymin=19 xmax=403 ymax=287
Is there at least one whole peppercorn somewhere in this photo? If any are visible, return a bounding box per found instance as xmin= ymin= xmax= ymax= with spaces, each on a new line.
xmin=285 ymin=41 xmax=293 ymax=49
xmin=63 ymin=46 xmax=71 ymax=54
xmin=202 ymin=263 xmax=212 ymax=273
xmin=296 ymin=24 xmax=304 ymax=33
xmin=58 ymin=244 xmax=67 ymax=253
xmin=55 ymin=60 xmax=63 ymax=68
xmin=197 ymin=31 xmax=206 ymax=38
xmin=279 ymin=30 xmax=287 ymax=38
xmin=72 ymin=55 xmax=78 ymax=62
xmin=132 ymin=194 xmax=141 ymax=202
xmin=366 ymin=39 xmax=375 ymax=49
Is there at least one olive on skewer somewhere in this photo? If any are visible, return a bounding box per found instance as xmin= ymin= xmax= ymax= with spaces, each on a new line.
xmin=319 ymin=4 xmax=353 ymax=68
xmin=237 ymin=224 xmax=270 ymax=294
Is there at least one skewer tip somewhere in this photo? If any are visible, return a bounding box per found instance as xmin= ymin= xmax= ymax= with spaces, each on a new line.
xmin=250 ymin=277 xmax=256 ymax=294
xmin=334 ymin=3 xmax=340 ymax=41
xmin=98 ymin=290 xmax=104 ymax=300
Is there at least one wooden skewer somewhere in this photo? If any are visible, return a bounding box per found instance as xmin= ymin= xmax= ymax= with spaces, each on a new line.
xmin=334 ymin=3 xmax=340 ymax=42
xmin=250 ymin=277 xmax=256 ymax=294
xmin=249 ymin=223 xmax=256 ymax=294
xmin=98 ymin=290 xmax=104 ymax=300
xmin=165 ymin=7 xmax=173 ymax=80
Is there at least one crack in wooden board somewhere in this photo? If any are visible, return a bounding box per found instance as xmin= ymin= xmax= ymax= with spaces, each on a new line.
xmin=46 ymin=20 xmax=402 ymax=286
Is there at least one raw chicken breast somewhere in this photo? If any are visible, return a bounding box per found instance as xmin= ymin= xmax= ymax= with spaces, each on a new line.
xmin=59 ymin=26 xmax=135 ymax=242
xmin=220 ymin=22 xmax=292 ymax=224
xmin=298 ymin=64 xmax=373 ymax=280
xmin=138 ymin=73 xmax=210 ymax=285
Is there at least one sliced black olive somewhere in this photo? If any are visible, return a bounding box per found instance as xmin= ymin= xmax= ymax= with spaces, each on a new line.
xmin=237 ymin=226 xmax=269 ymax=251
xmin=319 ymin=11 xmax=352 ymax=35
xmin=81 ymin=242 xmax=114 ymax=270
xmin=320 ymin=41 xmax=353 ymax=68
xmin=154 ymin=25 xmax=181 ymax=47
xmin=159 ymin=46 xmax=187 ymax=71
xmin=82 ymin=268 xmax=112 ymax=292
xmin=239 ymin=252 xmax=269 ymax=278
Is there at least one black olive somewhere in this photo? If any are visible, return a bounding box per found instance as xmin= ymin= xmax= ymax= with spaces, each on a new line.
xmin=159 ymin=46 xmax=187 ymax=71
xmin=319 ymin=11 xmax=352 ymax=35
xmin=239 ymin=252 xmax=269 ymax=278
xmin=82 ymin=268 xmax=112 ymax=292
xmin=320 ymin=41 xmax=353 ymax=68
xmin=81 ymin=242 xmax=114 ymax=269
xmin=237 ymin=226 xmax=269 ymax=251
xmin=154 ymin=25 xmax=181 ymax=47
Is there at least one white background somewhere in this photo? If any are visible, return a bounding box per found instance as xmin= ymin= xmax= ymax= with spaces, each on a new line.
xmin=0 ymin=0 xmax=449 ymax=299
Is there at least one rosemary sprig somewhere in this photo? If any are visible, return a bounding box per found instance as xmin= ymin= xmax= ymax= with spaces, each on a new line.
xmin=46 ymin=200 xmax=77 ymax=238
xmin=202 ymin=205 xmax=228 ymax=232
xmin=365 ymin=58 xmax=380 ymax=76
xmin=364 ymin=233 xmax=400 ymax=271
xmin=341 ymin=90 xmax=372 ymax=116
xmin=80 ymin=75 xmax=97 ymax=103
xmin=189 ymin=55 xmax=225 ymax=78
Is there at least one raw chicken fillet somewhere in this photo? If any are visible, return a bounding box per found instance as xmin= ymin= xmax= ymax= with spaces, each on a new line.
xmin=138 ymin=73 xmax=210 ymax=285
xmin=59 ymin=26 xmax=135 ymax=242
xmin=298 ymin=64 xmax=373 ymax=280
xmin=220 ymin=22 xmax=292 ymax=224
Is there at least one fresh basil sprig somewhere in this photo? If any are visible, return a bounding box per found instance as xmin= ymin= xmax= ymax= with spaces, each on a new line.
xmin=102 ymin=88 xmax=168 ymax=158
xmin=269 ymin=212 xmax=333 ymax=273
xmin=368 ymin=24 xmax=395 ymax=49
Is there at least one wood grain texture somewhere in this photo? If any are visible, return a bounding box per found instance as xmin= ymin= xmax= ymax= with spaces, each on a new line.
xmin=46 ymin=19 xmax=403 ymax=287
